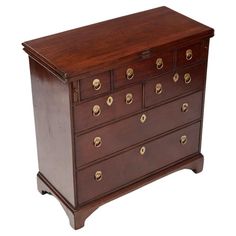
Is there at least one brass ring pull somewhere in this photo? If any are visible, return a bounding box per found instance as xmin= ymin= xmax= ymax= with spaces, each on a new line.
xmin=186 ymin=49 xmax=193 ymax=61
xmin=156 ymin=58 xmax=164 ymax=70
xmin=94 ymin=171 xmax=102 ymax=181
xmin=181 ymin=103 xmax=189 ymax=112
xmin=92 ymin=105 xmax=101 ymax=117
xmin=125 ymin=93 xmax=133 ymax=104
xmin=140 ymin=114 xmax=147 ymax=123
xmin=184 ymin=73 xmax=191 ymax=84
xmin=173 ymin=73 xmax=179 ymax=82
xmin=155 ymin=83 xmax=162 ymax=94
xmin=93 ymin=79 xmax=101 ymax=90
xmin=106 ymin=96 xmax=113 ymax=106
xmin=140 ymin=146 xmax=146 ymax=155
xmin=93 ymin=137 xmax=102 ymax=148
xmin=180 ymin=135 xmax=187 ymax=145
xmin=126 ymin=68 xmax=134 ymax=80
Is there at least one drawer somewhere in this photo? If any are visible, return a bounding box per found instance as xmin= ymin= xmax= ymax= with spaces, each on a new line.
xmin=76 ymin=91 xmax=202 ymax=167
xmin=145 ymin=63 xmax=206 ymax=107
xmin=77 ymin=122 xmax=200 ymax=204
xmin=79 ymin=71 xmax=111 ymax=100
xmin=74 ymin=84 xmax=142 ymax=132
xmin=176 ymin=41 xmax=206 ymax=67
xmin=114 ymin=51 xmax=173 ymax=88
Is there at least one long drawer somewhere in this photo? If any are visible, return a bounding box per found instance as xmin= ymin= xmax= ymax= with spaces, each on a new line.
xmin=75 ymin=91 xmax=202 ymax=167
xmin=77 ymin=122 xmax=201 ymax=204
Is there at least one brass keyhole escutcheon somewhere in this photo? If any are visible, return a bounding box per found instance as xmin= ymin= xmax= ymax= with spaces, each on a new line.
xmin=93 ymin=79 xmax=101 ymax=90
xmin=140 ymin=114 xmax=147 ymax=123
xmin=140 ymin=146 xmax=146 ymax=155
xmin=94 ymin=171 xmax=102 ymax=181
xmin=173 ymin=73 xmax=179 ymax=82
xmin=155 ymin=83 xmax=162 ymax=94
xmin=125 ymin=93 xmax=133 ymax=104
xmin=106 ymin=96 xmax=113 ymax=106
xmin=92 ymin=105 xmax=101 ymax=117
xmin=184 ymin=73 xmax=191 ymax=84
xmin=181 ymin=103 xmax=189 ymax=112
xmin=93 ymin=137 xmax=102 ymax=148
xmin=186 ymin=49 xmax=193 ymax=61
xmin=180 ymin=135 xmax=187 ymax=145
xmin=156 ymin=58 xmax=164 ymax=70
xmin=126 ymin=68 xmax=134 ymax=80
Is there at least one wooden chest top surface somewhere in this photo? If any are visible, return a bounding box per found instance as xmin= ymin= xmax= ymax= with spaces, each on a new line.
xmin=22 ymin=6 xmax=213 ymax=80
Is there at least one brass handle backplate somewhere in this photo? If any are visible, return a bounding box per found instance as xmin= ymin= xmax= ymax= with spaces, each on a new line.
xmin=93 ymin=137 xmax=102 ymax=148
xmin=180 ymin=135 xmax=187 ymax=145
xmin=126 ymin=68 xmax=134 ymax=80
xmin=155 ymin=83 xmax=162 ymax=94
xmin=181 ymin=103 xmax=189 ymax=112
xmin=92 ymin=105 xmax=101 ymax=117
xmin=184 ymin=73 xmax=191 ymax=84
xmin=106 ymin=96 xmax=113 ymax=106
xmin=156 ymin=58 xmax=163 ymax=70
xmin=93 ymin=79 xmax=101 ymax=90
xmin=94 ymin=171 xmax=102 ymax=181
xmin=140 ymin=146 xmax=146 ymax=155
xmin=186 ymin=49 xmax=193 ymax=61
xmin=125 ymin=93 xmax=133 ymax=104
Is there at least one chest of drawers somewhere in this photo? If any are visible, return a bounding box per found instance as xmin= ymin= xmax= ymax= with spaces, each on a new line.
xmin=22 ymin=6 xmax=214 ymax=229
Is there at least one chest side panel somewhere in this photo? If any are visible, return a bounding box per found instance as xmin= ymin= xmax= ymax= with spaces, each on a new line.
xmin=30 ymin=58 xmax=75 ymax=206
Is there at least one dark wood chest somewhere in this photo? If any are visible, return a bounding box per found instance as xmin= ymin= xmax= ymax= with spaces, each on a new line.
xmin=23 ymin=6 xmax=214 ymax=229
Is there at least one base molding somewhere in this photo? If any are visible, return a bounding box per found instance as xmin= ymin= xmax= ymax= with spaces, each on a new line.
xmin=37 ymin=153 xmax=204 ymax=229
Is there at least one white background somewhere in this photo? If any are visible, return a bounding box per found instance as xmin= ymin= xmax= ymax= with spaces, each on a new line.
xmin=0 ymin=0 xmax=235 ymax=235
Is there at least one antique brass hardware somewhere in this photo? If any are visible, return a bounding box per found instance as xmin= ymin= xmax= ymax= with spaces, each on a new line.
xmin=156 ymin=58 xmax=163 ymax=69
xmin=140 ymin=114 xmax=147 ymax=123
xmin=181 ymin=103 xmax=189 ymax=112
xmin=93 ymin=137 xmax=102 ymax=148
xmin=186 ymin=49 xmax=193 ymax=60
xmin=140 ymin=146 xmax=146 ymax=155
xmin=106 ymin=96 xmax=113 ymax=106
xmin=94 ymin=171 xmax=102 ymax=181
xmin=125 ymin=93 xmax=133 ymax=104
xmin=92 ymin=105 xmax=101 ymax=116
xmin=173 ymin=73 xmax=179 ymax=82
xmin=180 ymin=135 xmax=187 ymax=145
xmin=126 ymin=68 xmax=134 ymax=80
xmin=92 ymin=79 xmax=101 ymax=90
xmin=184 ymin=73 xmax=191 ymax=84
xmin=155 ymin=83 xmax=162 ymax=94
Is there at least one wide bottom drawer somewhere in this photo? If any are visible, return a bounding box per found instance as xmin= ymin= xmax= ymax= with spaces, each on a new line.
xmin=77 ymin=122 xmax=201 ymax=204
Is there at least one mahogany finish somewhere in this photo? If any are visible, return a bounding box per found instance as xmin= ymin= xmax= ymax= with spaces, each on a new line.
xmin=75 ymin=92 xmax=202 ymax=167
xmin=23 ymin=6 xmax=214 ymax=230
xmin=77 ymin=122 xmax=201 ymax=204
xmin=74 ymin=84 xmax=142 ymax=132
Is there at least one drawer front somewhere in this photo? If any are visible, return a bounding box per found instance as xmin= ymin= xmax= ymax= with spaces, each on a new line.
xmin=76 ymin=91 xmax=202 ymax=167
xmin=176 ymin=42 xmax=205 ymax=67
xmin=145 ymin=63 xmax=206 ymax=107
xmin=79 ymin=71 xmax=111 ymax=100
xmin=114 ymin=51 xmax=173 ymax=88
xmin=74 ymin=84 xmax=142 ymax=132
xmin=77 ymin=122 xmax=200 ymax=204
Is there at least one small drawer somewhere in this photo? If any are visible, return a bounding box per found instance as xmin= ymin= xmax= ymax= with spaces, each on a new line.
xmin=79 ymin=71 xmax=111 ymax=100
xmin=145 ymin=63 xmax=206 ymax=107
xmin=74 ymin=84 xmax=142 ymax=132
xmin=176 ymin=42 xmax=205 ymax=67
xmin=75 ymin=91 xmax=202 ymax=167
xmin=77 ymin=122 xmax=200 ymax=204
xmin=114 ymin=51 xmax=173 ymax=88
